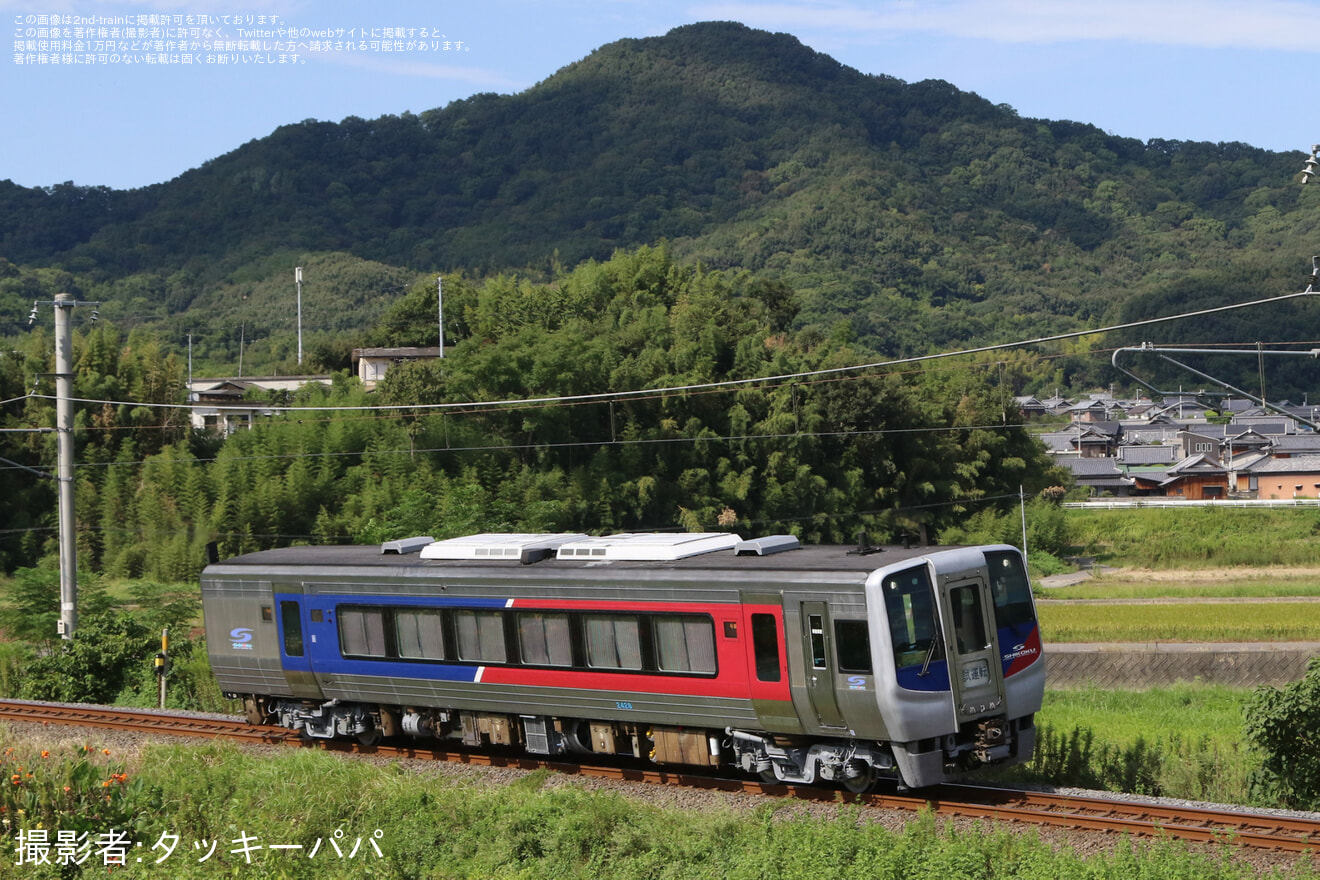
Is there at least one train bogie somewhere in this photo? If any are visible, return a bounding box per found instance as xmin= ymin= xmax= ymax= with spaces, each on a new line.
xmin=202 ymin=532 xmax=1044 ymax=789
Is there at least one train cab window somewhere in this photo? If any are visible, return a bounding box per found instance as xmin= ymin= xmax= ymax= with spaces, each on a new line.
xmin=882 ymin=565 xmax=942 ymax=669
xmin=280 ymin=601 xmax=304 ymax=657
xmin=751 ymin=613 xmax=782 ymax=682
xmin=949 ymin=585 xmax=989 ymax=654
xmin=984 ymin=550 xmax=1037 ymax=630
xmin=654 ymin=615 xmax=716 ymax=674
xmin=395 ymin=609 xmax=446 ymax=661
xmin=340 ymin=608 xmax=387 ymax=658
xmin=834 ymin=620 xmax=872 ymax=673
xmin=518 ymin=612 xmax=572 ymax=667
xmin=455 ymin=610 xmax=507 ymax=663
xmin=584 ymin=614 xmax=643 ymax=670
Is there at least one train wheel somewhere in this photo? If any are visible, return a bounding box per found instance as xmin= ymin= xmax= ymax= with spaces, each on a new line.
xmin=357 ymin=727 xmax=382 ymax=747
xmin=841 ymin=763 xmax=875 ymax=794
xmin=758 ymin=768 xmax=779 ymax=785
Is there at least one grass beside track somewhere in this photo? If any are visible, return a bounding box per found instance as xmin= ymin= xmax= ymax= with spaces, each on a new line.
xmin=1006 ymin=684 xmax=1260 ymax=804
xmin=0 ymin=733 xmax=1303 ymax=880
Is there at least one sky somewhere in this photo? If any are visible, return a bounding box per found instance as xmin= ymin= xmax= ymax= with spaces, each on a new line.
xmin=3 ymin=0 xmax=1319 ymax=191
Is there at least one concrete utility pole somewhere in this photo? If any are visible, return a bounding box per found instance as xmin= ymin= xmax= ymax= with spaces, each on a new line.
xmin=295 ymin=267 xmax=304 ymax=367
xmin=35 ymin=293 xmax=98 ymax=639
xmin=53 ymin=294 xmax=77 ymax=638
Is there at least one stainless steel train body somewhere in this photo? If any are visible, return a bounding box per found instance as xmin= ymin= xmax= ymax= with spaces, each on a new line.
xmin=201 ymin=532 xmax=1044 ymax=789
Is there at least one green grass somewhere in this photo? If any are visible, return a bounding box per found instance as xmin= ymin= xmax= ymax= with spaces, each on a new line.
xmin=997 ymin=684 xmax=1260 ymax=804
xmin=0 ymin=736 xmax=1302 ymax=879
xmin=1065 ymin=506 xmax=1320 ymax=568
xmin=1037 ymin=601 xmax=1320 ymax=642
xmin=1039 ymin=683 xmax=1250 ymax=747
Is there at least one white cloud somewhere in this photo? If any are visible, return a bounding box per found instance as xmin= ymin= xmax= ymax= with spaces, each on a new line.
xmin=690 ymin=0 xmax=1320 ymax=52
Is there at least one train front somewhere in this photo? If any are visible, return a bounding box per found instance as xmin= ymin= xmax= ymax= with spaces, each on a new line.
xmin=866 ymin=545 xmax=1044 ymax=788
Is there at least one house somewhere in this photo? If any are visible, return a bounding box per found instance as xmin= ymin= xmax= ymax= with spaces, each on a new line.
xmin=1039 ymin=421 xmax=1123 ymax=458
xmin=1266 ymin=434 xmax=1320 ymax=457
xmin=1159 ymin=454 xmax=1229 ymax=500
xmin=352 ymin=347 xmax=444 ymax=390
xmin=1178 ymin=427 xmax=1227 ymax=462
xmin=189 ymin=376 xmax=329 ymax=435
xmin=1236 ymin=454 xmax=1320 ymax=499
xmin=1061 ymin=458 xmax=1134 ymax=496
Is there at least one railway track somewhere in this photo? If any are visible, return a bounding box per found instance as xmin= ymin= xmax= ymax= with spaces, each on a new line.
xmin=2 ymin=699 xmax=1316 ymax=854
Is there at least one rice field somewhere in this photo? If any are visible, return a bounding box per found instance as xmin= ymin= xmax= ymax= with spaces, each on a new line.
xmin=1036 ymin=600 xmax=1320 ymax=642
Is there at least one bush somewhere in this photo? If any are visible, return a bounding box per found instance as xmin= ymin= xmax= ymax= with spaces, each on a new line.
xmin=1245 ymin=657 xmax=1320 ymax=808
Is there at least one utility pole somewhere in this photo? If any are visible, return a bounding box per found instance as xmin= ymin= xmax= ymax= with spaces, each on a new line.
xmin=437 ymin=274 xmax=444 ymax=358
xmin=295 ymin=267 xmax=303 ymax=367
xmin=30 ymin=293 xmax=99 ymax=639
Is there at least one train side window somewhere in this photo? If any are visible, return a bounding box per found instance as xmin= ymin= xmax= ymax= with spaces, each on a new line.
xmin=280 ymin=601 xmax=303 ymax=657
xmin=518 ymin=612 xmax=572 ymax=666
xmin=834 ymin=620 xmax=872 ymax=673
xmin=584 ymin=614 xmax=643 ymax=670
xmin=808 ymin=614 xmax=828 ymax=670
xmin=750 ymin=613 xmax=781 ymax=682
xmin=654 ymin=615 xmax=716 ymax=674
xmin=395 ymin=609 xmax=446 ymax=661
xmin=882 ymin=565 xmax=942 ymax=669
xmin=340 ymin=608 xmax=387 ymax=658
xmin=455 ymin=610 xmax=508 ymax=663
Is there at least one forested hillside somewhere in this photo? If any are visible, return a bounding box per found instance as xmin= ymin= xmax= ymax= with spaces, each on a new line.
xmin=2 ymin=22 xmax=1317 ymax=388
xmin=1 ymin=21 xmax=1318 ymax=575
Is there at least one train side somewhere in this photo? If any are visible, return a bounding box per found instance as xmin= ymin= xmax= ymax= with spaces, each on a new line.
xmin=202 ymin=532 xmax=1043 ymax=789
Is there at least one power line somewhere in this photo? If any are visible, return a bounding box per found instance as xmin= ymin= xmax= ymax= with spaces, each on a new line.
xmin=21 ymin=287 xmax=1319 ymax=417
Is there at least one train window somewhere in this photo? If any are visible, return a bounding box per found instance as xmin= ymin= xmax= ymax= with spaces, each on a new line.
xmin=808 ymin=614 xmax=828 ymax=669
xmin=882 ymin=565 xmax=942 ymax=669
xmin=654 ymin=616 xmax=716 ymax=674
xmin=455 ymin=610 xmax=508 ymax=663
xmin=518 ymin=612 xmax=572 ymax=667
xmin=984 ymin=550 xmax=1037 ymax=630
xmin=280 ymin=601 xmax=303 ymax=657
xmin=584 ymin=614 xmax=643 ymax=670
xmin=834 ymin=620 xmax=872 ymax=673
xmin=395 ymin=609 xmax=446 ymax=661
xmin=750 ymin=614 xmax=781 ymax=682
xmin=949 ymin=585 xmax=989 ymax=654
xmin=340 ymin=608 xmax=387 ymax=658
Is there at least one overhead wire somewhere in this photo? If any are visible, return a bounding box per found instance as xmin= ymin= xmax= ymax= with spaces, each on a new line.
xmin=18 ymin=287 xmax=1319 ymax=417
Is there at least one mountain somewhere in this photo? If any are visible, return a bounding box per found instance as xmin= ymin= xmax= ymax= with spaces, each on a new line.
xmin=1 ymin=21 xmax=1317 ymax=382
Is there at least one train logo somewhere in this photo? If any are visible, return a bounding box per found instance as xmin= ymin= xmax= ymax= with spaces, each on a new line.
xmin=229 ymin=627 xmax=255 ymax=651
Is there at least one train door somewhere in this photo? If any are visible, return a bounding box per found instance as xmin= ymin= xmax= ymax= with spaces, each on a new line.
xmin=274 ymin=592 xmax=320 ymax=698
xmin=938 ymin=575 xmax=1007 ymax=722
xmin=797 ymin=600 xmax=849 ymax=730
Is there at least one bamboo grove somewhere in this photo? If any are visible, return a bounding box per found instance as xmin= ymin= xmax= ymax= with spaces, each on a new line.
xmin=0 ymin=246 xmax=1065 ymax=580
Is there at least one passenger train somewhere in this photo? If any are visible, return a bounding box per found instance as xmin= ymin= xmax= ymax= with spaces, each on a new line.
xmin=201 ymin=532 xmax=1044 ymax=790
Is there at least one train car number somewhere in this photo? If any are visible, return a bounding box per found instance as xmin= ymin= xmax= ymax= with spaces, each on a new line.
xmin=615 ymin=701 xmax=634 ymax=710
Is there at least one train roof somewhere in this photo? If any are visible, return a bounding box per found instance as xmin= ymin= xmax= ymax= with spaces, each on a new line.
xmin=205 ymin=533 xmax=965 ymax=577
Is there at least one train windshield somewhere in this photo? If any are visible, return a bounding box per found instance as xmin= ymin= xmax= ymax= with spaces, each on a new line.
xmin=984 ymin=550 xmax=1036 ymax=631
xmin=882 ymin=565 xmax=943 ymax=668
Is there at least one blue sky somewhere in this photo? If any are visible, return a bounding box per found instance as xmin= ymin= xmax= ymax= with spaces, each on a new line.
xmin=3 ymin=0 xmax=1318 ymax=190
